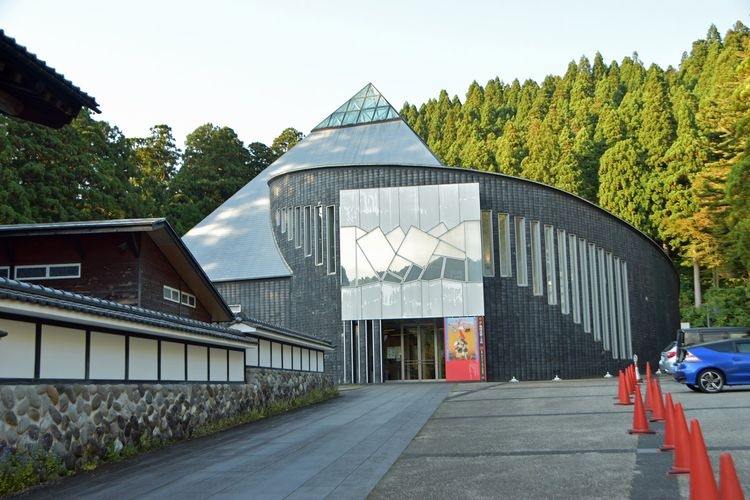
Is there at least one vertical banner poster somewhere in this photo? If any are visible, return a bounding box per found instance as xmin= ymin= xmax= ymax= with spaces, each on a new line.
xmin=445 ymin=317 xmax=481 ymax=381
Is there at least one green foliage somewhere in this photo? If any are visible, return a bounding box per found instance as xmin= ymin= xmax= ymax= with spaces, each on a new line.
xmin=0 ymin=449 xmax=67 ymax=496
xmin=190 ymin=386 xmax=339 ymax=438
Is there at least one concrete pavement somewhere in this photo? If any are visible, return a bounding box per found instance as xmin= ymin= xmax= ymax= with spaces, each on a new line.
xmin=370 ymin=377 xmax=750 ymax=499
xmin=17 ymin=377 xmax=750 ymax=499
xmin=20 ymin=383 xmax=450 ymax=499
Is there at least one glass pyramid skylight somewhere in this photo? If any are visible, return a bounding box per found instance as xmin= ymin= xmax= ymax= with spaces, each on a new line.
xmin=313 ymin=83 xmax=400 ymax=130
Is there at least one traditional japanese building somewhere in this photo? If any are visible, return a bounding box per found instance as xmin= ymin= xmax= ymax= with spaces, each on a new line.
xmin=184 ymin=84 xmax=679 ymax=383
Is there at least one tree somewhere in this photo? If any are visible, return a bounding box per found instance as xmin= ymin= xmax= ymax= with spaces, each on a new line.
xmin=270 ymin=127 xmax=303 ymax=160
xmin=129 ymin=124 xmax=180 ymax=218
xmin=168 ymin=124 xmax=253 ymax=234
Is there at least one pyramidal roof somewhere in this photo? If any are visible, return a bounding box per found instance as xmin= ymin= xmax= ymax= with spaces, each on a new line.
xmin=313 ymin=83 xmax=399 ymax=130
xmin=183 ymin=84 xmax=443 ymax=282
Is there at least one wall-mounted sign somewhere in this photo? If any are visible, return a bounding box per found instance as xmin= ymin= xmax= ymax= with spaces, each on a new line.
xmin=444 ymin=316 xmax=486 ymax=381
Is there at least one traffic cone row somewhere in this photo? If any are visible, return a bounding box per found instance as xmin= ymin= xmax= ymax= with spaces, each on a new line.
xmin=616 ymin=374 xmax=746 ymax=499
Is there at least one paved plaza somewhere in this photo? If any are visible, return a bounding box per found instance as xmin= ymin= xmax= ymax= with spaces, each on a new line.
xmin=19 ymin=377 xmax=750 ymax=499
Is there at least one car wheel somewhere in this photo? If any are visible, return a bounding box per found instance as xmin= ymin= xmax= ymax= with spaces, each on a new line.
xmin=686 ymin=384 xmax=700 ymax=392
xmin=698 ymin=369 xmax=724 ymax=393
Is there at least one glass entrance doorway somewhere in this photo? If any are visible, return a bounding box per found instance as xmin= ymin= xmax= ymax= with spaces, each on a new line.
xmin=382 ymin=319 xmax=445 ymax=381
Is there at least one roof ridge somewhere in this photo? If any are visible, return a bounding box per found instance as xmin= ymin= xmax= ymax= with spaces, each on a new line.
xmin=312 ymin=83 xmax=400 ymax=131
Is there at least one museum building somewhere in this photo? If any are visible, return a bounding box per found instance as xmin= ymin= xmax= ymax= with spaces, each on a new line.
xmin=183 ymin=84 xmax=679 ymax=384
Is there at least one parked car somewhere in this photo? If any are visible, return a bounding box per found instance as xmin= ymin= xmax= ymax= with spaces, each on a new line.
xmin=676 ymin=327 xmax=750 ymax=363
xmin=659 ymin=341 xmax=677 ymax=373
xmin=672 ymin=338 xmax=750 ymax=393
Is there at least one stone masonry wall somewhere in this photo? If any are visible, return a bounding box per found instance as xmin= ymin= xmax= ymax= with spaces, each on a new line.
xmin=0 ymin=368 xmax=333 ymax=470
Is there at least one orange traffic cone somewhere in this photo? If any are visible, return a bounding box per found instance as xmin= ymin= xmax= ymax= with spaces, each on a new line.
xmin=626 ymin=366 xmax=634 ymax=394
xmin=646 ymin=362 xmax=653 ymax=385
xmin=645 ymin=373 xmax=653 ymax=412
xmin=690 ymin=419 xmax=718 ymax=499
xmin=615 ymin=370 xmax=632 ymax=405
xmin=650 ymin=378 xmax=665 ymax=422
xmin=719 ymin=453 xmax=745 ymax=500
xmin=628 ymin=385 xmax=655 ymax=435
xmin=660 ymin=392 xmax=675 ymax=450
xmin=669 ymin=403 xmax=691 ymax=475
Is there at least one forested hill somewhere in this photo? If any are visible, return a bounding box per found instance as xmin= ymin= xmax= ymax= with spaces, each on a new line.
xmin=0 ymin=23 xmax=748 ymax=322
xmin=400 ymin=22 xmax=750 ymax=324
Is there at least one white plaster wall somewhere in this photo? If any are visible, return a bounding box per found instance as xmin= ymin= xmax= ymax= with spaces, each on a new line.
xmin=290 ymin=347 xmax=299 ymax=370
xmin=301 ymin=349 xmax=310 ymax=371
xmin=258 ymin=339 xmax=271 ymax=367
xmin=128 ymin=337 xmax=158 ymax=380
xmin=246 ymin=345 xmax=259 ymax=367
xmin=209 ymin=347 xmax=227 ymax=382
xmin=161 ymin=341 xmax=185 ymax=381
xmin=0 ymin=318 xmax=35 ymax=378
xmin=318 ymin=352 xmax=324 ymax=372
xmin=40 ymin=325 xmax=85 ymax=379
xmin=229 ymin=350 xmax=244 ymax=381
xmin=271 ymin=342 xmax=282 ymax=368
xmin=187 ymin=345 xmax=207 ymax=381
xmin=310 ymin=350 xmax=318 ymax=372
xmin=283 ymin=344 xmax=292 ymax=369
xmin=89 ymin=332 xmax=125 ymax=380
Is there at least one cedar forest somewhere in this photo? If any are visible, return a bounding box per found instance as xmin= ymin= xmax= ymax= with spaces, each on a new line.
xmin=1 ymin=23 xmax=749 ymax=326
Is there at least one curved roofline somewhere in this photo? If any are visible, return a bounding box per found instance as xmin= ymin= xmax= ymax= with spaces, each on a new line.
xmin=272 ymin=163 xmax=676 ymax=275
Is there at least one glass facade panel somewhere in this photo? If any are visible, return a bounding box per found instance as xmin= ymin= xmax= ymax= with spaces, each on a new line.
xmin=606 ymin=252 xmax=618 ymax=359
xmin=424 ymin=280 xmax=443 ymax=317
xmin=356 ymin=245 xmax=378 ymax=286
xmin=339 ymin=184 xmax=484 ymax=320
xmin=398 ymin=186 xmax=419 ymax=232
xmin=558 ymin=229 xmax=569 ymax=315
xmin=326 ymin=205 xmax=336 ymax=274
xmin=379 ymin=188 xmax=399 ymax=233
xmin=459 ymin=184 xmax=481 ymax=222
xmin=497 ymin=214 xmax=512 ymax=277
xmin=339 ymin=227 xmax=357 ymax=286
xmin=579 ymin=239 xmax=591 ymax=333
xmin=544 ymin=225 xmax=557 ymax=305
xmin=621 ymin=261 xmax=633 ymax=358
xmin=531 ymin=221 xmax=543 ymax=296
xmin=304 ymin=206 xmax=312 ymax=256
xmin=359 ymin=188 xmax=379 ymax=232
xmin=419 ymin=185 xmax=440 ymax=231
xmin=315 ymin=206 xmax=323 ymax=265
xmin=358 ymin=227 xmax=394 ymax=274
xmin=287 ymin=207 xmax=293 ymax=241
xmin=442 ymin=280 xmax=463 ymax=317
xmin=399 ymin=227 xmax=440 ymax=268
xmin=598 ymin=248 xmax=610 ymax=352
xmin=589 ymin=243 xmax=601 ymax=342
xmin=569 ymin=234 xmax=580 ymax=324
xmin=481 ymin=210 xmax=495 ymax=277
xmin=402 ymin=282 xmax=422 ymax=317
xmin=439 ymin=184 xmax=460 ymax=229
xmin=381 ymin=282 xmax=402 ymax=318
xmin=339 ymin=190 xmax=359 ymax=227
xmin=443 ymin=258 xmax=466 ymax=281
xmin=294 ymin=207 xmax=302 ymax=248
xmin=515 ymin=217 xmax=528 ymax=286
xmin=361 ymin=283 xmax=382 ymax=319
xmin=281 ymin=207 xmax=287 ymax=234
xmin=614 ymin=257 xmax=626 ymax=358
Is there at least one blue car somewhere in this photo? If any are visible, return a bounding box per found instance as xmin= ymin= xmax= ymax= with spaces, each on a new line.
xmin=672 ymin=339 xmax=750 ymax=393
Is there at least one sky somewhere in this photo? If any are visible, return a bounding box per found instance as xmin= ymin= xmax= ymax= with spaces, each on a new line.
xmin=1 ymin=1 xmax=748 ymax=148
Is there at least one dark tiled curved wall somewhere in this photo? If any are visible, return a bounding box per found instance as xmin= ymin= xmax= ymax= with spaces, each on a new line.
xmin=232 ymin=166 xmax=679 ymax=382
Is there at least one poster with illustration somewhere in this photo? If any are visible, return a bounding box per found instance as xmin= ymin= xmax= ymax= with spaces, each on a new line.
xmin=445 ymin=316 xmax=485 ymax=381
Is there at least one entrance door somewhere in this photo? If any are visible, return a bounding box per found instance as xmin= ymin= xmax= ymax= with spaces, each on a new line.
xmin=382 ymin=320 xmax=445 ymax=381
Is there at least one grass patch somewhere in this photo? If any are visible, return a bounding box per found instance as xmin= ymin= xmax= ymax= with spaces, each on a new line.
xmin=191 ymin=386 xmax=339 ymax=438
xmin=0 ymin=448 xmax=69 ymax=496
